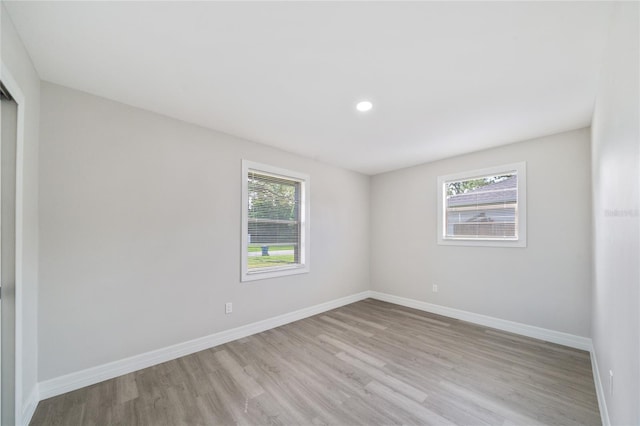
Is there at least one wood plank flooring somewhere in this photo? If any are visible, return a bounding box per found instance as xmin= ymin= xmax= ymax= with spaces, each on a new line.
xmin=30 ymin=299 xmax=601 ymax=425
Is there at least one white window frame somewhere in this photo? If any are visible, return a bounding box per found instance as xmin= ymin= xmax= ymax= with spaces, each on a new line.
xmin=241 ymin=160 xmax=310 ymax=282
xmin=437 ymin=162 xmax=527 ymax=248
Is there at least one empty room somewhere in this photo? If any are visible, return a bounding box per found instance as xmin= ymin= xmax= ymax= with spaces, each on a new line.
xmin=0 ymin=1 xmax=638 ymax=425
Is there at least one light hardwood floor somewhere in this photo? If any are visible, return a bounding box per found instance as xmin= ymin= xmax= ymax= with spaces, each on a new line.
xmin=30 ymin=299 xmax=601 ymax=425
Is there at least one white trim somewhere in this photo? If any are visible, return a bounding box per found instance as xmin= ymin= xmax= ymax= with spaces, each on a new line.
xmin=589 ymin=345 xmax=610 ymax=426
xmin=1 ymin=62 xmax=26 ymax=426
xmin=241 ymin=160 xmax=311 ymax=282
xmin=38 ymin=291 xmax=369 ymax=400
xmin=34 ymin=290 xmax=602 ymax=420
xmin=437 ymin=161 xmax=527 ymax=248
xmin=369 ymin=291 xmax=591 ymax=350
xmin=21 ymin=384 xmax=38 ymax=426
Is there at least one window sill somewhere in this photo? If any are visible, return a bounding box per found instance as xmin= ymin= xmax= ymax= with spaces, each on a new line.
xmin=437 ymin=237 xmax=526 ymax=248
xmin=241 ymin=264 xmax=309 ymax=282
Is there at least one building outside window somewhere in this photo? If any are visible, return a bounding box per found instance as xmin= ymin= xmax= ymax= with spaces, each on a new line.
xmin=437 ymin=162 xmax=526 ymax=247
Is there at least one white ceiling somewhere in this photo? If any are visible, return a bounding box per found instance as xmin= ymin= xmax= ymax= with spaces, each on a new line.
xmin=5 ymin=1 xmax=614 ymax=175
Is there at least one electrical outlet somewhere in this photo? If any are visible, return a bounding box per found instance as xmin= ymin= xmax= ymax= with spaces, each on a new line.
xmin=609 ymin=370 xmax=613 ymax=395
xmin=225 ymin=302 xmax=233 ymax=314
xmin=432 ymin=284 xmax=438 ymax=293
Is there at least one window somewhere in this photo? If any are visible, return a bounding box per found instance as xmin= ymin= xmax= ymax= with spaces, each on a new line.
xmin=437 ymin=162 xmax=526 ymax=247
xmin=241 ymin=160 xmax=310 ymax=281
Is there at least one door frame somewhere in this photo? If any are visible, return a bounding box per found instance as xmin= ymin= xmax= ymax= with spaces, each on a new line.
xmin=1 ymin=62 xmax=26 ymax=426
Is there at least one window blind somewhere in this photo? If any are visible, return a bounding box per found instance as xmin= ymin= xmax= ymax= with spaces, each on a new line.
xmin=247 ymin=171 xmax=301 ymax=269
xmin=444 ymin=173 xmax=518 ymax=239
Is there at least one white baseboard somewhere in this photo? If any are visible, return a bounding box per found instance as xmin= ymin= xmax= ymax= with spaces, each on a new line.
xmin=21 ymin=384 xmax=39 ymax=426
xmin=589 ymin=346 xmax=610 ymax=426
xmin=38 ymin=291 xmax=371 ymax=400
xmin=36 ymin=289 xmax=601 ymax=424
xmin=371 ymin=292 xmax=609 ymax=423
xmin=369 ymin=291 xmax=592 ymax=351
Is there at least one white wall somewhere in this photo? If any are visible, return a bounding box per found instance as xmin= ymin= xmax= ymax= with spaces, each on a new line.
xmin=591 ymin=3 xmax=639 ymax=425
xmin=371 ymin=128 xmax=592 ymax=336
xmin=1 ymin=3 xmax=40 ymax=421
xmin=38 ymin=82 xmax=370 ymax=381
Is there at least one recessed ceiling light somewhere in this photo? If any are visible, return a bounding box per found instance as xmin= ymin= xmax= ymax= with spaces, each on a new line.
xmin=356 ymin=101 xmax=373 ymax=112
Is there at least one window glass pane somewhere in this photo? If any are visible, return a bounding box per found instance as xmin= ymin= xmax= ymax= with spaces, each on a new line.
xmin=445 ymin=173 xmax=517 ymax=239
xmin=247 ymin=171 xmax=301 ymax=270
